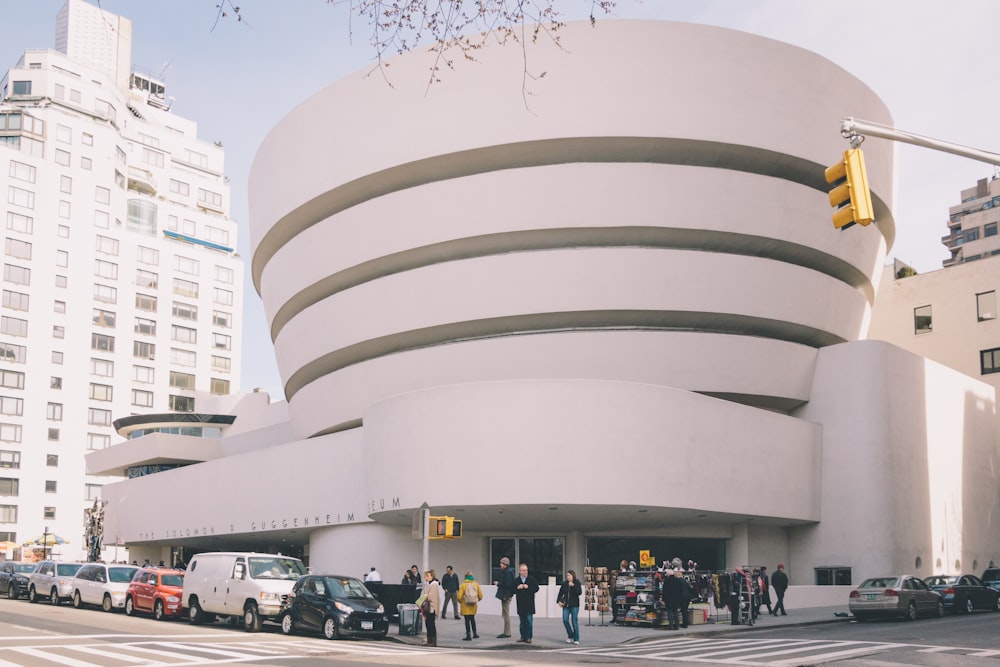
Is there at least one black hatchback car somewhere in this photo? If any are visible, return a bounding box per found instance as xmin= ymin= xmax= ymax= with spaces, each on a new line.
xmin=280 ymin=574 xmax=389 ymax=640
xmin=0 ymin=561 xmax=36 ymax=600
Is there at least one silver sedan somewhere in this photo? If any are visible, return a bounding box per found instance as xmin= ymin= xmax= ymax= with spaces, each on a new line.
xmin=849 ymin=575 xmax=944 ymax=621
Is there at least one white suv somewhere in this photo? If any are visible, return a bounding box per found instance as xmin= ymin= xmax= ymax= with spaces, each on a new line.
xmin=28 ymin=561 xmax=83 ymax=605
xmin=71 ymin=563 xmax=139 ymax=612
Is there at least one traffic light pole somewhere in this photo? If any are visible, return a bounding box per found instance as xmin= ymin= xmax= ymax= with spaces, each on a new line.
xmin=840 ymin=117 xmax=1000 ymax=167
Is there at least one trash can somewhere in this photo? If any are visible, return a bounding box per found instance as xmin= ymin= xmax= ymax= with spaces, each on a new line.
xmin=397 ymin=603 xmax=423 ymax=635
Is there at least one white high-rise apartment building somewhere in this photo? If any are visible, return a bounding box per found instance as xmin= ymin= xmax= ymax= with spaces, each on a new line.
xmin=0 ymin=0 xmax=242 ymax=558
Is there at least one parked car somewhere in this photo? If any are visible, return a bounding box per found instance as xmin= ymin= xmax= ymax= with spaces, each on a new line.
xmin=125 ymin=567 xmax=185 ymax=620
xmin=849 ymin=575 xmax=944 ymax=621
xmin=71 ymin=563 xmax=139 ymax=612
xmin=982 ymin=567 xmax=1000 ymax=593
xmin=0 ymin=561 xmax=36 ymax=600
xmin=182 ymin=552 xmax=306 ymax=632
xmin=924 ymin=574 xmax=1000 ymax=614
xmin=28 ymin=561 xmax=83 ymax=605
xmin=279 ymin=574 xmax=389 ymax=640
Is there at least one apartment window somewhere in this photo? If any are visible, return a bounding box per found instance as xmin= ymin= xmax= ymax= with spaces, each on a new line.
xmin=50 ymin=377 xmax=61 ymax=389
xmin=0 ymin=479 xmax=18 ymax=496
xmin=137 ymin=246 xmax=158 ymax=265
xmin=0 ymin=424 xmax=21 ymax=442
xmin=210 ymin=378 xmax=230 ymax=395
xmin=169 ymin=179 xmax=190 ymax=196
xmin=43 ymin=507 xmax=55 ymax=520
xmin=171 ymin=348 xmax=195 ymax=367
xmin=981 ymin=347 xmax=1000 ymax=375
xmin=134 ymin=317 xmax=157 ymax=336
xmin=51 ymin=351 xmax=63 ymax=365
xmin=82 ymin=132 xmax=93 ymax=146
xmin=815 ymin=567 xmax=852 ymax=586
xmin=185 ymin=149 xmax=208 ymax=168
xmin=55 ymin=124 xmax=71 ymax=143
xmin=94 ymin=284 xmax=117 ymax=304
xmin=172 ymin=302 xmax=198 ymax=321
xmin=132 ymin=389 xmax=154 ymax=407
xmin=6 ymin=212 xmax=32 ymax=234
xmin=171 ymin=325 xmax=197 ymax=344
xmin=56 ymin=250 xmax=68 ymax=268
xmin=95 ymin=259 xmax=118 ymax=280
xmin=4 ymin=238 xmax=31 ymax=260
xmin=90 ymin=357 xmax=114 ymax=377
xmin=977 ymin=291 xmax=996 ymax=322
xmin=95 ymin=235 xmax=119 ymax=255
xmin=175 ymin=256 xmax=200 ymax=275
xmin=986 ymin=222 xmax=998 ymax=238
xmin=95 ymin=186 xmax=111 ymax=205
xmin=47 ymin=403 xmax=62 ymax=421
xmin=914 ymin=305 xmax=932 ymax=334
xmin=168 ymin=395 xmax=195 ymax=412
xmin=89 ymin=383 xmax=113 ymax=402
xmin=212 ymin=310 xmax=231 ymax=328
xmin=81 ymin=156 xmax=92 ymax=171
xmin=173 ymin=278 xmax=198 ymax=298
xmin=4 ymin=264 xmax=30 ymax=285
xmin=57 ymin=225 xmax=69 ymax=238
xmin=214 ymin=265 xmax=234 ymax=284
xmin=213 ymin=288 xmax=233 ymax=306
xmin=197 ymin=188 xmax=223 ymax=208
xmin=0 ymin=343 xmax=25 ymax=364
xmin=87 ymin=433 xmax=110 ymax=450
xmin=0 ymin=450 xmax=20 ymax=468
xmin=0 ymin=397 xmax=22 ymax=416
xmin=92 ymin=309 xmax=116 ymax=328
xmin=91 ymin=333 xmax=114 ymax=352
xmin=55 ymin=275 xmax=67 ymax=288
xmin=141 ymin=147 xmax=164 ymax=168
xmin=55 ymin=149 xmax=71 ymax=167
xmin=0 ymin=371 xmax=24 ymax=390
xmin=965 ymin=227 xmax=980 ymax=243
xmin=45 ymin=481 xmax=56 ymax=493
xmin=0 ymin=317 xmax=27 ymax=337
xmin=213 ymin=333 xmax=232 ymax=351
xmin=133 ymin=341 xmax=156 ymax=360
xmin=88 ymin=408 xmax=111 ymax=426
xmin=2 ymin=290 xmax=28 ymax=311
xmin=54 ymin=300 xmax=65 ymax=314
xmin=135 ymin=293 xmax=157 ymax=312
xmin=47 ymin=429 xmax=58 ymax=441
xmin=0 ymin=505 xmax=17 ymax=522
xmin=115 ymin=145 xmax=126 ymax=163
xmin=211 ymin=355 xmax=231 ymax=373
xmin=114 ymin=170 xmax=125 ymax=189
xmin=11 ymin=81 xmax=31 ymax=95
xmin=169 ymin=371 xmax=196 ymax=390
xmin=133 ymin=365 xmax=154 ymax=383
xmin=85 ymin=484 xmax=102 ymax=501
xmin=135 ymin=270 xmax=159 ymax=289
xmin=60 ymin=175 xmax=72 ymax=194
xmin=206 ymin=226 xmax=229 ymax=246
xmin=8 ymin=161 xmax=35 ymax=183
xmin=52 ymin=325 xmax=64 ymax=339
xmin=7 ymin=186 xmax=34 ymax=209
xmin=127 ymin=199 xmax=158 ymax=236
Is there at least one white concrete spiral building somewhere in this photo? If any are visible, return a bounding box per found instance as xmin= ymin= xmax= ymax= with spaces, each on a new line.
xmin=96 ymin=19 xmax=1000 ymax=591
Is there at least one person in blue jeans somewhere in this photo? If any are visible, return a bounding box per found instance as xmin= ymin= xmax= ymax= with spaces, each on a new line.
xmin=557 ymin=569 xmax=582 ymax=644
xmin=513 ymin=563 xmax=539 ymax=643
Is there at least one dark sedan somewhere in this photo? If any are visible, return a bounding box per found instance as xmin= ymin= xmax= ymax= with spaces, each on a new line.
xmin=280 ymin=574 xmax=389 ymax=640
xmin=924 ymin=574 xmax=1000 ymax=614
xmin=0 ymin=561 xmax=36 ymax=600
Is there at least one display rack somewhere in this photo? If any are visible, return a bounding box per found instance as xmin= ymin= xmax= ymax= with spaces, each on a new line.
xmin=611 ymin=570 xmax=661 ymax=626
xmin=583 ymin=566 xmax=610 ymax=626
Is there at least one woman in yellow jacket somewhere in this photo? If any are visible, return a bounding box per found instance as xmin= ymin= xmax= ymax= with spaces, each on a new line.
xmin=457 ymin=571 xmax=483 ymax=641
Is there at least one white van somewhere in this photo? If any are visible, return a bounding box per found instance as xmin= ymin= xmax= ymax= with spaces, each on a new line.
xmin=181 ymin=552 xmax=306 ymax=632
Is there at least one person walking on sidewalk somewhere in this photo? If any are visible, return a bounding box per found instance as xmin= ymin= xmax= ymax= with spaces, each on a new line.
xmin=421 ymin=570 xmax=441 ymax=647
xmin=513 ymin=563 xmax=540 ymax=643
xmin=457 ymin=571 xmax=483 ymax=640
xmin=494 ymin=556 xmax=515 ymax=638
xmin=441 ymin=565 xmax=460 ymax=619
xmin=757 ymin=566 xmax=773 ymax=616
xmin=556 ymin=569 xmax=583 ymax=644
xmin=771 ymin=563 xmax=789 ymax=616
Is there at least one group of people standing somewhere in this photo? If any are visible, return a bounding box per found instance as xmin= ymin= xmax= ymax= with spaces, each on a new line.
xmin=415 ymin=566 xmax=485 ymax=647
xmin=494 ymin=557 xmax=582 ymax=645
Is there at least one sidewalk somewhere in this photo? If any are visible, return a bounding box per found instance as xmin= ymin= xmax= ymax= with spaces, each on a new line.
xmin=390 ymin=605 xmax=852 ymax=649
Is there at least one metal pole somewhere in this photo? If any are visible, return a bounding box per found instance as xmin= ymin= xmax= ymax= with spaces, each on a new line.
xmin=422 ymin=507 xmax=429 ymax=579
xmin=841 ymin=117 xmax=1000 ymax=167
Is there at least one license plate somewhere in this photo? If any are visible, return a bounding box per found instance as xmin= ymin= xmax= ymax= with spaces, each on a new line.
xmin=361 ymin=621 xmax=373 ymax=630
xmin=864 ymin=593 xmax=878 ymax=600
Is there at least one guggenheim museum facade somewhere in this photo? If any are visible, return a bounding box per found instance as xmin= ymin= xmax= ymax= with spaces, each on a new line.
xmin=92 ymin=20 xmax=1000 ymax=591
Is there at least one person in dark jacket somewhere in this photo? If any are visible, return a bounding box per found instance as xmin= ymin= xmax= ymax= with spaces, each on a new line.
xmin=441 ymin=565 xmax=460 ymax=619
xmin=557 ymin=569 xmax=583 ymax=644
xmin=512 ymin=563 xmax=540 ymax=643
xmin=661 ymin=568 xmax=683 ymax=630
xmin=677 ymin=570 xmax=693 ymax=628
xmin=756 ymin=566 xmax=772 ymax=616
xmin=771 ymin=563 xmax=789 ymax=616
xmin=493 ymin=557 xmax=515 ymax=638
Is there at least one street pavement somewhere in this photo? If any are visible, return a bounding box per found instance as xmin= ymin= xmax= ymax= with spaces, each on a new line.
xmin=391 ymin=604 xmax=851 ymax=649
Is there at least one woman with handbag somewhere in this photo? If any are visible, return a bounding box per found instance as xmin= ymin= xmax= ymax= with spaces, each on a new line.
xmin=421 ymin=570 xmax=441 ymax=647
xmin=556 ymin=569 xmax=583 ymax=644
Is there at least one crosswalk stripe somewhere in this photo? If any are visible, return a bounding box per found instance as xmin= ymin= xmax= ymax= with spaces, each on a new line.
xmin=734 ymin=642 xmax=906 ymax=664
xmin=969 ymin=649 xmax=1000 ymax=657
xmin=144 ymin=642 xmax=262 ymax=659
xmin=683 ymin=639 xmax=825 ymax=659
xmin=12 ymin=646 xmax=106 ymax=667
xmin=66 ymin=645 xmax=168 ymax=665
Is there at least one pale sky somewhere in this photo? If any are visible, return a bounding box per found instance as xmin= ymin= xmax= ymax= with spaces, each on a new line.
xmin=4 ymin=0 xmax=999 ymax=398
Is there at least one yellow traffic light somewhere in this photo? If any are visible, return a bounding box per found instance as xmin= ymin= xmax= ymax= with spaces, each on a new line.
xmin=446 ymin=517 xmax=462 ymax=538
xmin=824 ymin=148 xmax=874 ymax=229
xmin=428 ymin=515 xmax=463 ymax=539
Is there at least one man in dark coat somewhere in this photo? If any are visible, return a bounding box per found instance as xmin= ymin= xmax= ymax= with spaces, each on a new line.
xmin=661 ymin=569 xmax=683 ymax=629
xmin=494 ymin=557 xmax=515 ymax=638
xmin=513 ymin=563 xmax=540 ymax=643
xmin=441 ymin=565 xmax=460 ymax=619
xmin=771 ymin=563 xmax=789 ymax=616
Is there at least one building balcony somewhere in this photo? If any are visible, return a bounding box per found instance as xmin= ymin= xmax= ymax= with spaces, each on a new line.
xmin=127 ymin=166 xmax=157 ymax=196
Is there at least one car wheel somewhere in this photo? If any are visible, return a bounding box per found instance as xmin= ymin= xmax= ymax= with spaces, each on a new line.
xmin=102 ymin=594 xmax=113 ymax=613
xmin=280 ymin=612 xmax=295 ymax=635
xmin=936 ymin=599 xmax=945 ymax=618
xmin=323 ymin=616 xmax=339 ymax=640
xmin=73 ymin=591 xmax=83 ymax=609
xmin=154 ymin=600 xmax=166 ymax=621
xmin=378 ymin=629 xmax=388 ymax=639
xmin=242 ymin=603 xmax=262 ymax=633
xmin=125 ymin=596 xmax=135 ymax=616
xmin=964 ymin=597 xmax=975 ymax=615
xmin=27 ymin=586 xmax=37 ymax=603
xmin=7 ymin=583 xmax=16 ymax=600
xmin=188 ymin=597 xmax=205 ymax=625
xmin=854 ymin=613 xmax=867 ymax=622
xmin=49 ymin=588 xmax=59 ymax=606
xmin=905 ymin=601 xmax=917 ymax=621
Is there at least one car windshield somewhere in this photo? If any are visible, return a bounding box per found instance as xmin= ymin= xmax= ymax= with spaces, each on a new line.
xmin=983 ymin=570 xmax=1000 ymax=582
xmin=109 ymin=567 xmax=138 ymax=583
xmin=161 ymin=574 xmax=184 ymax=586
xmin=56 ymin=564 xmax=82 ymax=576
xmin=860 ymin=577 xmax=900 ymax=589
xmin=248 ymin=557 xmax=305 ymax=580
xmin=326 ymin=576 xmax=374 ymax=599
xmin=13 ymin=563 xmax=35 ymax=573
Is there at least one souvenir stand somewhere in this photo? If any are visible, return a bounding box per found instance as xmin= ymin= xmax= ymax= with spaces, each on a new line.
xmin=583 ymin=566 xmax=610 ymax=626
xmin=611 ymin=569 xmax=662 ymax=626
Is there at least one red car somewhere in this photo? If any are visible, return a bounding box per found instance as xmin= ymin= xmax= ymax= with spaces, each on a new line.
xmin=125 ymin=567 xmax=185 ymax=620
